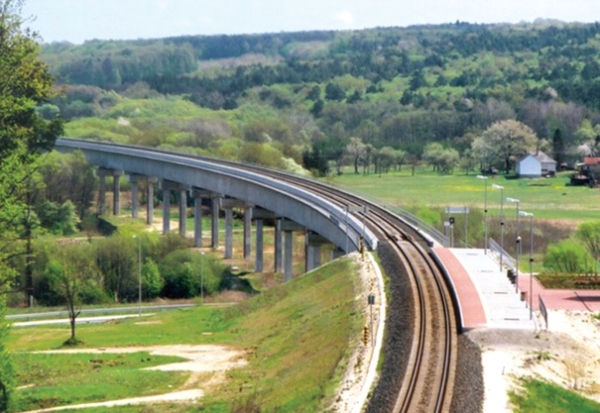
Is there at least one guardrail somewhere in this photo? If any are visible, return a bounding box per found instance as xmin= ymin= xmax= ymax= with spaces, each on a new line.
xmin=7 ymin=303 xmax=195 ymax=321
xmin=326 ymin=183 xmax=449 ymax=247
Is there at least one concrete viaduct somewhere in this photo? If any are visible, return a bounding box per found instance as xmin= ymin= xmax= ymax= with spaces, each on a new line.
xmin=55 ymin=138 xmax=378 ymax=280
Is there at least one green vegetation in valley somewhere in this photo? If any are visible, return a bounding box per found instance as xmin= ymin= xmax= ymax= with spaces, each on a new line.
xmin=508 ymin=378 xmax=600 ymax=413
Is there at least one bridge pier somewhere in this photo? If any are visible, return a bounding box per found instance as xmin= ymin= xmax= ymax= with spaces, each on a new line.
xmin=330 ymin=247 xmax=345 ymax=260
xmin=244 ymin=206 xmax=253 ymax=260
xmin=275 ymin=218 xmax=283 ymax=273
xmin=225 ymin=207 xmax=233 ymax=258
xmin=112 ymin=170 xmax=123 ymax=215
xmin=211 ymin=195 xmax=220 ymax=249
xmin=162 ymin=185 xmax=170 ymax=234
xmin=97 ymin=168 xmax=108 ymax=215
xmin=161 ymin=180 xmax=188 ymax=236
xmin=281 ymin=220 xmax=304 ymax=282
xmin=252 ymin=208 xmax=277 ymax=272
xmin=305 ymin=231 xmax=328 ymax=272
xmin=179 ymin=187 xmax=187 ymax=237
xmin=146 ymin=177 xmax=158 ymax=225
xmin=255 ymin=219 xmax=264 ymax=272
xmin=128 ymin=174 xmax=141 ymax=219
xmin=192 ymin=189 xmax=208 ymax=247
xmin=221 ymin=199 xmax=249 ymax=259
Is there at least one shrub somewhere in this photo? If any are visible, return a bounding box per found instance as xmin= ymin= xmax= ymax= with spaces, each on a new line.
xmin=160 ymin=250 xmax=223 ymax=298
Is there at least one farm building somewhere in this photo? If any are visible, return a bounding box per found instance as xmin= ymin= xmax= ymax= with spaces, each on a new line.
xmin=516 ymin=151 xmax=556 ymax=178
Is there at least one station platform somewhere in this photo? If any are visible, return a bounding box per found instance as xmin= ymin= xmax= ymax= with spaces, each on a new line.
xmin=433 ymin=247 xmax=600 ymax=331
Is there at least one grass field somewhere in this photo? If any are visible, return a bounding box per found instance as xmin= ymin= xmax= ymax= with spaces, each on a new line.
xmin=13 ymin=353 xmax=187 ymax=412
xmin=9 ymin=257 xmax=363 ymax=412
xmin=328 ymin=170 xmax=600 ymax=222
xmin=508 ymin=378 xmax=600 ymax=412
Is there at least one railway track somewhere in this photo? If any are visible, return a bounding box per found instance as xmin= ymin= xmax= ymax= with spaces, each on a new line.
xmin=62 ymin=139 xmax=459 ymax=412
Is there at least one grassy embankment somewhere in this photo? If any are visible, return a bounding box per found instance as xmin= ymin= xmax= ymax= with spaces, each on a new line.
xmin=9 ymin=257 xmax=363 ymax=412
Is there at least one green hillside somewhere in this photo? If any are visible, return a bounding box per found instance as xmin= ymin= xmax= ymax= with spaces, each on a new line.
xmin=41 ymin=22 xmax=600 ymax=176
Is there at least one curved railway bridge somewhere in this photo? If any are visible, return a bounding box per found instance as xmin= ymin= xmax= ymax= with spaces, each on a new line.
xmin=56 ymin=138 xmax=462 ymax=412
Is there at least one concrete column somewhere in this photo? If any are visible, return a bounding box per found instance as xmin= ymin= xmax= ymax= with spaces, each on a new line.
xmin=129 ymin=174 xmax=140 ymax=219
xmin=305 ymin=231 xmax=324 ymax=272
xmin=162 ymin=188 xmax=171 ymax=234
xmin=255 ymin=219 xmax=264 ymax=272
xmin=305 ymin=245 xmax=322 ymax=272
xmin=224 ymin=207 xmax=233 ymax=259
xmin=243 ymin=206 xmax=253 ymax=260
xmin=284 ymin=230 xmax=293 ymax=282
xmin=193 ymin=192 xmax=203 ymax=248
xmin=146 ymin=177 xmax=158 ymax=226
xmin=179 ymin=189 xmax=187 ymax=237
xmin=274 ymin=218 xmax=283 ymax=273
xmin=211 ymin=195 xmax=220 ymax=249
xmin=330 ymin=248 xmax=345 ymax=260
xmin=305 ymin=231 xmax=329 ymax=272
xmin=112 ymin=170 xmax=123 ymax=215
xmin=97 ymin=168 xmax=108 ymax=215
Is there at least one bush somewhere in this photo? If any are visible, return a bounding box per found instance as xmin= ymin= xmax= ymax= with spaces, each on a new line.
xmin=160 ymin=250 xmax=223 ymax=298
xmin=142 ymin=259 xmax=164 ymax=299
xmin=544 ymin=239 xmax=594 ymax=274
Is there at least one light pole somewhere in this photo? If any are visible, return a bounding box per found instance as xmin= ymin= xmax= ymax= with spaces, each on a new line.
xmin=506 ymin=198 xmax=520 ymax=293
xmin=519 ymin=211 xmax=534 ymax=319
xmin=492 ymin=184 xmax=504 ymax=271
xmin=200 ymin=252 xmax=205 ymax=305
xmin=133 ymin=235 xmax=142 ymax=317
xmin=477 ymin=175 xmax=488 ymax=254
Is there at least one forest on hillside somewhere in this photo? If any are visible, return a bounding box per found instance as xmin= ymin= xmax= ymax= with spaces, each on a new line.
xmin=40 ymin=21 xmax=600 ymax=175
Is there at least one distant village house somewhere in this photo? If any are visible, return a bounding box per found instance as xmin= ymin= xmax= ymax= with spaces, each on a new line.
xmin=516 ymin=151 xmax=557 ymax=178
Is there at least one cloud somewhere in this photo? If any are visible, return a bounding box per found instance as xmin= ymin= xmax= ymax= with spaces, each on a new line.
xmin=335 ymin=11 xmax=354 ymax=26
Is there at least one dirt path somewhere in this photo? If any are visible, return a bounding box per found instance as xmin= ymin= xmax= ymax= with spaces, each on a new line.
xmin=22 ymin=344 xmax=246 ymax=412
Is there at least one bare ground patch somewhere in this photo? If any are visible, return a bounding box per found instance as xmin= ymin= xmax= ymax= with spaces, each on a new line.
xmin=25 ymin=345 xmax=247 ymax=412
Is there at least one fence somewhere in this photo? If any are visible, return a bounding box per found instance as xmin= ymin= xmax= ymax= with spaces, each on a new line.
xmin=539 ymin=295 xmax=548 ymax=329
xmin=489 ymin=237 xmax=516 ymax=272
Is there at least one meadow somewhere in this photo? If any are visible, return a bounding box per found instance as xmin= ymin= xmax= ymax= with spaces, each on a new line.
xmin=329 ymin=169 xmax=600 ymax=223
xmin=9 ymin=257 xmax=363 ymax=412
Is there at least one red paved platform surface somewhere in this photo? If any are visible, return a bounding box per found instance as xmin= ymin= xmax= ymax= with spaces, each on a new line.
xmin=433 ymin=247 xmax=486 ymax=329
xmin=514 ymin=271 xmax=600 ymax=312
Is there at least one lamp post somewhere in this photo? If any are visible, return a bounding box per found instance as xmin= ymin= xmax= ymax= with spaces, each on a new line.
xmin=506 ymin=197 xmax=520 ymax=293
xmin=477 ymin=175 xmax=488 ymax=254
xmin=200 ymin=252 xmax=205 ymax=305
xmin=492 ymin=184 xmax=504 ymax=271
xmin=519 ymin=211 xmax=534 ymax=319
xmin=133 ymin=235 xmax=142 ymax=317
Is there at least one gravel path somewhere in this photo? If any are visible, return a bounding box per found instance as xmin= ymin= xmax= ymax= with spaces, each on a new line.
xmin=450 ymin=334 xmax=484 ymax=413
xmin=366 ymin=242 xmax=415 ymax=412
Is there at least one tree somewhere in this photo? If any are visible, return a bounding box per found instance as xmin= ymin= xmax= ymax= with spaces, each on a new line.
xmin=345 ymin=137 xmax=366 ymax=174
xmin=551 ymin=128 xmax=565 ymax=166
xmin=324 ymin=82 xmax=346 ymax=101
xmin=51 ymin=243 xmax=98 ymax=344
xmin=475 ymin=120 xmax=538 ymax=174
xmin=95 ymin=236 xmax=137 ymax=302
xmin=423 ymin=143 xmax=460 ymax=175
xmin=575 ymin=221 xmax=600 ymax=275
xmin=0 ymin=1 xmax=64 ymax=407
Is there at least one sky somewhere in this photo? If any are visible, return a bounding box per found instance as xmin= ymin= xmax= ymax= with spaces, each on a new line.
xmin=21 ymin=0 xmax=600 ymax=44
